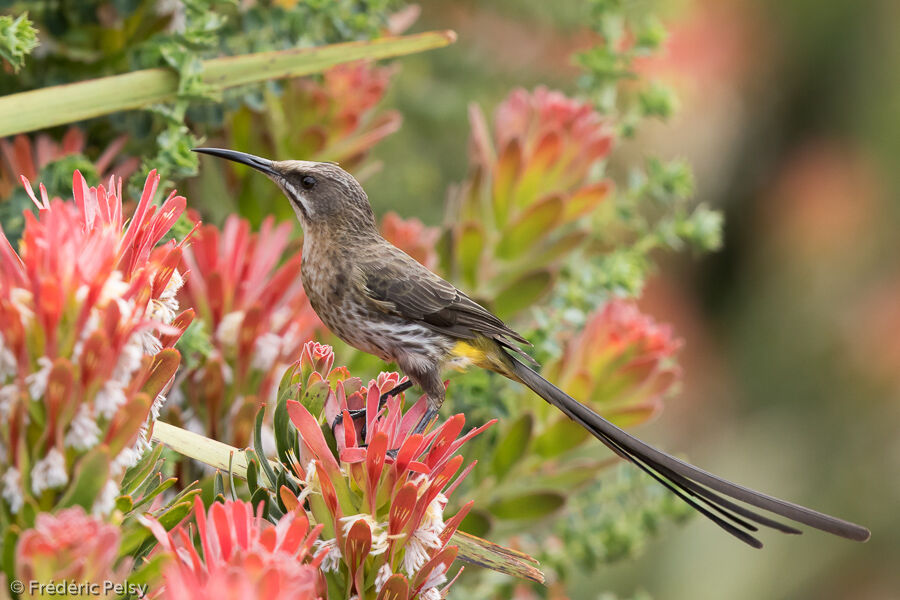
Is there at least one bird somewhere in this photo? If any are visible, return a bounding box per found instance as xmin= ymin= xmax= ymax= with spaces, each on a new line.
xmin=192 ymin=147 xmax=870 ymax=549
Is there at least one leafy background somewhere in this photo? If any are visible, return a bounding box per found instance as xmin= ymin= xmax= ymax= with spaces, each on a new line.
xmin=364 ymin=1 xmax=900 ymax=598
xmin=0 ymin=0 xmax=897 ymax=598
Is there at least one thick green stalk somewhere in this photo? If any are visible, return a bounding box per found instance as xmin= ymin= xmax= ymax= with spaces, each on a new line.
xmin=0 ymin=30 xmax=456 ymax=137
xmin=150 ymin=421 xmax=544 ymax=584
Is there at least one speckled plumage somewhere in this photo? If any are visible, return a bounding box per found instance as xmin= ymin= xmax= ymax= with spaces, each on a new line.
xmin=298 ymin=187 xmax=529 ymax=404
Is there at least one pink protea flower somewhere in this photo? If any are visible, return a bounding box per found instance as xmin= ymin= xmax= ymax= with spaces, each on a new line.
xmin=0 ymin=170 xmax=191 ymax=518
xmin=547 ymin=299 xmax=682 ymax=426
xmin=380 ymin=212 xmax=440 ymax=271
xmin=445 ymin=88 xmax=615 ymax=305
xmin=469 ymin=86 xmax=614 ymax=220
xmin=16 ymin=506 xmax=130 ymax=589
xmin=176 ymin=215 xmax=322 ymax=447
xmin=144 ymin=496 xmax=324 ymax=600
xmin=280 ymin=367 xmax=490 ymax=600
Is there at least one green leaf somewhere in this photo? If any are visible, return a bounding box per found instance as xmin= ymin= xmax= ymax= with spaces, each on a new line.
xmin=246 ymin=457 xmax=259 ymax=493
xmin=300 ymin=380 xmax=330 ymax=418
xmin=120 ymin=444 xmax=164 ymax=496
xmin=116 ymin=495 xmax=134 ymax=513
xmin=488 ymin=491 xmax=566 ymax=521
xmin=497 ymin=195 xmax=563 ymax=260
xmin=492 ymin=270 xmax=554 ymax=319
xmin=492 ymin=139 xmax=522 ymax=227
xmin=563 ymin=182 xmax=612 ymax=222
xmin=0 ymin=30 xmax=458 ymax=137
xmin=127 ymin=554 xmax=167 ymax=589
xmin=142 ymin=349 xmax=181 ymax=399
xmin=533 ymin=230 xmax=588 ymax=266
xmin=533 ymin=418 xmax=590 ymax=458
xmin=491 ymin=413 xmax=533 ymax=480
xmin=154 ymin=500 xmax=194 ymax=531
xmin=274 ymin=363 xmax=300 ymax=464
xmin=458 ymin=221 xmax=485 ymax=288
xmin=58 ymin=447 xmax=110 ymax=511
xmin=459 ymin=509 xmax=493 ymax=538
xmin=213 ymin=471 xmax=225 ymax=502
xmin=131 ymin=477 xmax=177 ymax=512
xmin=253 ymin=406 xmax=278 ymax=489
xmin=535 ymin=461 xmax=614 ymax=489
xmin=250 ymin=487 xmax=271 ymax=518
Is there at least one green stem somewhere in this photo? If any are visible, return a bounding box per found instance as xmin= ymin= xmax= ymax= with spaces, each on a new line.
xmin=0 ymin=30 xmax=456 ymax=137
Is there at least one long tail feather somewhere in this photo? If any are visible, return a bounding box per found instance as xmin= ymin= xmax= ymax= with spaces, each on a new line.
xmin=506 ymin=355 xmax=870 ymax=547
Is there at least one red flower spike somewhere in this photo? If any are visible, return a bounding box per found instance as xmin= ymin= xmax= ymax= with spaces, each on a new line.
xmin=315 ymin=462 xmax=342 ymax=527
xmin=548 ymin=299 xmax=682 ymax=423
xmin=392 ymin=433 xmax=425 ymax=476
xmin=443 ymin=459 xmax=478 ymax=500
xmin=365 ymin=431 xmax=389 ymax=511
xmin=439 ymin=500 xmax=474 ymax=547
xmin=423 ymin=414 xmax=466 ymax=469
xmin=286 ymin=400 xmax=342 ymax=480
xmin=441 ymin=419 xmax=497 ymax=463
xmin=388 ymin=482 xmax=418 ymax=537
xmin=343 ymin=518 xmax=372 ymax=582
xmin=376 ymin=575 xmax=410 ymax=600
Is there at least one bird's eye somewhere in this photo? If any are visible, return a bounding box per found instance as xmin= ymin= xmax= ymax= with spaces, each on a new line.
xmin=300 ymin=175 xmax=317 ymax=190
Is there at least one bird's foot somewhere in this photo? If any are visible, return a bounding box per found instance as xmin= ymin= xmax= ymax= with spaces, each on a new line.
xmin=330 ymin=408 xmax=366 ymax=432
xmin=329 ymin=380 xmax=415 ymax=435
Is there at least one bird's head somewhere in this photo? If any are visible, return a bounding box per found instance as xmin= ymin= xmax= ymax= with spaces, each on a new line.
xmin=193 ymin=148 xmax=377 ymax=235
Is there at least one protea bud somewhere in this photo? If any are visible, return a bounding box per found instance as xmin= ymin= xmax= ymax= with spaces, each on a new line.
xmin=16 ymin=507 xmax=131 ymax=593
xmin=548 ymin=299 xmax=682 ymax=426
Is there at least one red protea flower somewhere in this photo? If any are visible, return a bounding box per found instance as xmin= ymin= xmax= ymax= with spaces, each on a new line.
xmin=0 ymin=170 xmax=191 ymax=518
xmin=144 ymin=496 xmax=324 ymax=600
xmin=16 ymin=506 xmax=130 ymax=589
xmin=380 ymin=212 xmax=440 ymax=271
xmin=547 ymin=299 xmax=682 ymax=426
xmin=278 ymin=358 xmax=491 ymax=600
xmin=176 ymin=215 xmax=322 ymax=446
xmin=0 ymin=127 xmax=138 ymax=198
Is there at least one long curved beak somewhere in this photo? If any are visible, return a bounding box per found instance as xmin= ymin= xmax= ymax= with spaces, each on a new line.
xmin=192 ymin=148 xmax=279 ymax=177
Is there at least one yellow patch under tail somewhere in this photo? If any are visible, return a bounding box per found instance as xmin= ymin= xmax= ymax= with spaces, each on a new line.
xmin=448 ymin=338 xmax=517 ymax=379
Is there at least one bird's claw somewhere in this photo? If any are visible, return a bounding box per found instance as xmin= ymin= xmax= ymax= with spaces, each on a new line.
xmin=330 ymin=408 xmax=366 ymax=431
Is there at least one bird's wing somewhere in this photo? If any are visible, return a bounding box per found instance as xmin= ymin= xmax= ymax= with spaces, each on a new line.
xmin=359 ymin=245 xmax=533 ymax=355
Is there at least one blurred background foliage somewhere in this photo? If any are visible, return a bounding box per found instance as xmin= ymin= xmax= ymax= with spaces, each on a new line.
xmin=0 ymin=0 xmax=897 ymax=598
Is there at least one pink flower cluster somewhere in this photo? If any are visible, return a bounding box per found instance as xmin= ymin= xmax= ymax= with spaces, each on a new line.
xmin=275 ymin=342 xmax=491 ymax=600
xmin=146 ymin=497 xmax=323 ymax=600
xmin=0 ymin=170 xmax=191 ymax=517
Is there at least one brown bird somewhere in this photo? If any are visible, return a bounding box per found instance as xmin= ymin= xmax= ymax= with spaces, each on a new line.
xmin=193 ymin=147 xmax=870 ymax=548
